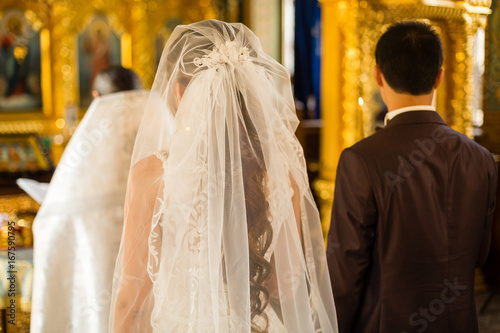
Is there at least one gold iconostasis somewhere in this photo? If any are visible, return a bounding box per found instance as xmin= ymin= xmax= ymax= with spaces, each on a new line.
xmin=0 ymin=0 xmax=239 ymax=157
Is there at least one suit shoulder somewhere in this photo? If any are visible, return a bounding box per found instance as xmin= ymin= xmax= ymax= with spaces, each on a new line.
xmin=349 ymin=129 xmax=389 ymax=154
xmin=444 ymin=127 xmax=493 ymax=159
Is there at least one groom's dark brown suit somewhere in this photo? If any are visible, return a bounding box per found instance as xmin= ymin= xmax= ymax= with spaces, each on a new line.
xmin=327 ymin=110 xmax=497 ymax=333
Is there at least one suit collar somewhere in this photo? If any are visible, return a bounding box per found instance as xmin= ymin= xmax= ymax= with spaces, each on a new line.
xmin=384 ymin=105 xmax=436 ymax=125
xmin=385 ymin=110 xmax=446 ymax=128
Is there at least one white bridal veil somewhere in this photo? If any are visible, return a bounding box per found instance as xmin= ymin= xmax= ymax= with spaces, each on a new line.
xmin=110 ymin=20 xmax=337 ymax=332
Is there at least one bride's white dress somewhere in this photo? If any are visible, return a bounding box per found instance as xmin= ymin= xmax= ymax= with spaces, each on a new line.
xmin=149 ymin=153 xmax=288 ymax=333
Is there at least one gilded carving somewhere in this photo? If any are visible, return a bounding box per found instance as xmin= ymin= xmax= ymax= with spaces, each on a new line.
xmin=0 ymin=194 xmax=39 ymax=217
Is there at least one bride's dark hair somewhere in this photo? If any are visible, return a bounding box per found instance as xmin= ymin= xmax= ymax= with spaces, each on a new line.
xmin=237 ymin=92 xmax=273 ymax=332
xmin=172 ymin=23 xmax=274 ymax=331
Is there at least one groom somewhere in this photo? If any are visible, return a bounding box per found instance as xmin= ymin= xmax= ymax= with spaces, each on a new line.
xmin=327 ymin=21 xmax=497 ymax=333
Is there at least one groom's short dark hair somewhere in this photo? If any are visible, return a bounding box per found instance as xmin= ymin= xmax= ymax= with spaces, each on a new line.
xmin=375 ymin=20 xmax=443 ymax=95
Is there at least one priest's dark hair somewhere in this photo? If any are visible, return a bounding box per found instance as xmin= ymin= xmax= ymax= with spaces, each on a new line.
xmin=375 ymin=20 xmax=443 ymax=95
xmin=92 ymin=65 xmax=142 ymax=96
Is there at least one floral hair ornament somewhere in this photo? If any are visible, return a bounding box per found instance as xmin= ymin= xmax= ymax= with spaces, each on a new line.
xmin=194 ymin=40 xmax=251 ymax=68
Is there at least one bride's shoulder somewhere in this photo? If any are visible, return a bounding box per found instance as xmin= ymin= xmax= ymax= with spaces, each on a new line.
xmin=130 ymin=152 xmax=167 ymax=181
xmin=153 ymin=150 xmax=169 ymax=163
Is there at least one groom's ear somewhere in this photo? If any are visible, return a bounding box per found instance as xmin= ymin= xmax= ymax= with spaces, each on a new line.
xmin=434 ymin=68 xmax=444 ymax=90
xmin=374 ymin=65 xmax=383 ymax=87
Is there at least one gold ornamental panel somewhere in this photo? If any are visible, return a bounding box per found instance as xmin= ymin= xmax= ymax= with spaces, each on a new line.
xmin=0 ymin=194 xmax=39 ymax=219
xmin=466 ymin=0 xmax=492 ymax=8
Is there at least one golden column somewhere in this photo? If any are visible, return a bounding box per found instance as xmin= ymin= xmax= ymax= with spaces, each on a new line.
xmin=317 ymin=0 xmax=492 ymax=237
xmin=316 ymin=0 xmax=363 ymax=239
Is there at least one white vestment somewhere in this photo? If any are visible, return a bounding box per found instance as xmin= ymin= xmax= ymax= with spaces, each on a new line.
xmin=31 ymin=90 xmax=149 ymax=333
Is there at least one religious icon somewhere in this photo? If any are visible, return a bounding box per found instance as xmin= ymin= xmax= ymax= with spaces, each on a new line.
xmin=0 ymin=8 xmax=42 ymax=112
xmin=0 ymin=134 xmax=52 ymax=173
xmin=78 ymin=13 xmax=121 ymax=109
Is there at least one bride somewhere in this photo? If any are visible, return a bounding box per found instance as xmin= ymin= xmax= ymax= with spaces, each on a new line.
xmin=110 ymin=20 xmax=338 ymax=332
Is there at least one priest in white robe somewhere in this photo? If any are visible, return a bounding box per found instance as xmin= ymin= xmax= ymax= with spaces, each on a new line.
xmin=31 ymin=66 xmax=149 ymax=333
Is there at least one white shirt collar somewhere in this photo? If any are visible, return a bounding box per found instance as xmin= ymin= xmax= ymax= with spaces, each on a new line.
xmin=384 ymin=105 xmax=436 ymax=126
